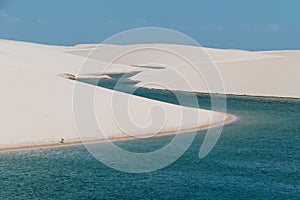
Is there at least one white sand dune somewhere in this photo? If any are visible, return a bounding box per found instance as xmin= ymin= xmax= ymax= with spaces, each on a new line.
xmin=0 ymin=40 xmax=229 ymax=150
xmin=67 ymin=44 xmax=283 ymax=64
xmin=1 ymin=39 xmax=298 ymax=150
xmin=66 ymin=43 xmax=300 ymax=98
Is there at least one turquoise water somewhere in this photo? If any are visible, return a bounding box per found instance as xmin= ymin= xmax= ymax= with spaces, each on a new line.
xmin=1 ymin=78 xmax=299 ymax=199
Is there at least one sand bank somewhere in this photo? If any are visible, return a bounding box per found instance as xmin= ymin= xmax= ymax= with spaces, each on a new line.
xmin=1 ymin=39 xmax=297 ymax=152
xmin=0 ymin=40 xmax=232 ymax=151
xmin=0 ymin=114 xmax=235 ymax=153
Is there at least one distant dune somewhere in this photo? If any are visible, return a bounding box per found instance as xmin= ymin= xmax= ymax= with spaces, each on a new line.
xmin=66 ymin=43 xmax=300 ymax=98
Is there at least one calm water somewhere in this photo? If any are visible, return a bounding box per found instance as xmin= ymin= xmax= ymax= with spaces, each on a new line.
xmin=0 ymin=77 xmax=299 ymax=199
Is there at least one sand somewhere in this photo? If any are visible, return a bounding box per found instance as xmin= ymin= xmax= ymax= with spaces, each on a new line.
xmin=0 ymin=39 xmax=232 ymax=151
xmin=1 ymin=39 xmax=298 ymax=151
xmin=66 ymin=43 xmax=300 ymax=98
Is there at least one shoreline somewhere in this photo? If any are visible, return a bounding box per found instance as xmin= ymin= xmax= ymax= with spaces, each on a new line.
xmin=0 ymin=114 xmax=236 ymax=153
xmin=137 ymin=85 xmax=300 ymax=100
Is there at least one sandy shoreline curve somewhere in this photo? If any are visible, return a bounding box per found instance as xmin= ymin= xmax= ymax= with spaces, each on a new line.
xmin=3 ymin=39 xmax=298 ymax=154
xmin=0 ymin=114 xmax=236 ymax=153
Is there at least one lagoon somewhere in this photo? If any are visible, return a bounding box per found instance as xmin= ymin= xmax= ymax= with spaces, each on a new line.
xmin=0 ymin=85 xmax=299 ymax=199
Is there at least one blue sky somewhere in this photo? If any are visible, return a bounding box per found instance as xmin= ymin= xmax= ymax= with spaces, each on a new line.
xmin=0 ymin=0 xmax=300 ymax=50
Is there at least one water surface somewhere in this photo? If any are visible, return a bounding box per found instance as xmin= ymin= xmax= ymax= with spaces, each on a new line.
xmin=0 ymin=78 xmax=299 ymax=199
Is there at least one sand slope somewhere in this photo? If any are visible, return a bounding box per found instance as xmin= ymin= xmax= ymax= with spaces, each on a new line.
xmin=0 ymin=40 xmax=228 ymax=149
xmin=1 ymin=39 xmax=298 ymax=149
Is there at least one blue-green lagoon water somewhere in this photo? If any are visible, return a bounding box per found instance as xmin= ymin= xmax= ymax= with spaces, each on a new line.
xmin=0 ymin=77 xmax=299 ymax=199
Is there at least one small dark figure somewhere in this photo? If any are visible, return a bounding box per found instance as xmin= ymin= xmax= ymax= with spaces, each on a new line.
xmin=60 ymin=138 xmax=64 ymax=144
